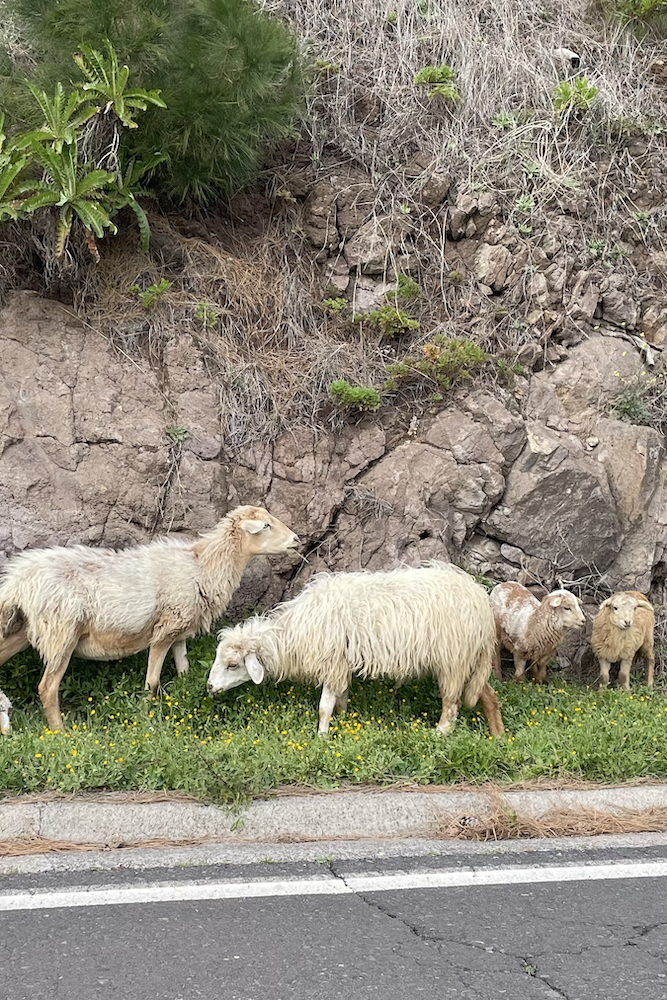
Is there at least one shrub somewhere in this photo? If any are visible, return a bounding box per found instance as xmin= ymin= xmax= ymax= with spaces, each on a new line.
xmin=601 ymin=0 xmax=667 ymax=36
xmin=322 ymin=297 xmax=348 ymax=314
xmin=514 ymin=194 xmax=535 ymax=214
xmin=394 ymin=272 xmax=421 ymax=300
xmin=194 ymin=302 xmax=219 ymax=327
xmin=414 ymin=64 xmax=460 ymax=102
xmin=609 ymin=376 xmax=667 ymax=431
xmin=552 ymin=78 xmax=599 ymax=115
xmin=492 ymin=111 xmax=515 ymax=130
xmin=2 ymin=0 xmax=303 ymax=204
xmin=328 ymin=379 xmax=381 ymax=412
xmin=129 ymin=278 xmax=172 ymax=308
xmin=385 ymin=336 xmax=488 ymax=391
xmin=354 ymin=305 xmax=419 ymax=337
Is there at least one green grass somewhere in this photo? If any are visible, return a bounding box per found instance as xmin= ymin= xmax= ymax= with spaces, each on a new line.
xmin=1 ymin=638 xmax=666 ymax=806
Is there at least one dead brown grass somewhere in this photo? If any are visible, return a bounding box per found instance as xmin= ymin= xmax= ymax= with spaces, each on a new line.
xmin=439 ymin=804 xmax=667 ymax=841
xmin=0 ymin=834 xmax=212 ymax=856
xmin=85 ymin=216 xmax=387 ymax=449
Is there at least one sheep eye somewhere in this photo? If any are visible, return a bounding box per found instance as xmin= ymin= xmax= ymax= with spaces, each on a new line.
xmin=263 ymin=522 xmax=272 ymax=530
xmin=227 ymin=662 xmax=240 ymax=670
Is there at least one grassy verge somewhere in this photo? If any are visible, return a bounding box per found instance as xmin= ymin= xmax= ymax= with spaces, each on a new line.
xmin=0 ymin=638 xmax=666 ymax=805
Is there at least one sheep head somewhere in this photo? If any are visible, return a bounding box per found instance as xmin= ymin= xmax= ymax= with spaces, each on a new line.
xmin=231 ymin=505 xmax=300 ymax=557
xmin=207 ymin=629 xmax=266 ymax=694
xmin=598 ymin=593 xmax=653 ymax=631
xmin=544 ymin=590 xmax=586 ymax=630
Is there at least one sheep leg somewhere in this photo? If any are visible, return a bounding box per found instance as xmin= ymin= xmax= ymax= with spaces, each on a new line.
xmin=334 ymin=688 xmax=349 ymax=714
xmin=318 ymin=684 xmax=339 ymax=736
xmin=643 ymin=644 xmax=655 ymax=688
xmin=597 ymin=658 xmax=612 ymax=689
xmin=618 ymin=657 xmax=634 ymax=691
xmin=534 ymin=661 xmax=548 ymax=685
xmin=478 ymin=683 xmax=504 ymax=737
xmin=172 ymin=639 xmax=190 ymax=677
xmin=0 ymin=628 xmax=30 ymax=665
xmin=492 ymin=643 xmax=502 ymax=682
xmin=436 ymin=697 xmax=458 ymax=735
xmin=38 ymin=641 xmax=78 ymax=731
xmin=512 ymin=654 xmax=527 ymax=682
xmin=145 ymin=639 xmax=176 ymax=694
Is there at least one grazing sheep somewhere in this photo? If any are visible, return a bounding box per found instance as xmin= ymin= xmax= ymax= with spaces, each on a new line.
xmin=490 ymin=582 xmax=585 ymax=684
xmin=592 ymin=591 xmax=655 ymax=690
xmin=0 ymin=506 xmax=299 ymax=731
xmin=207 ymin=562 xmax=504 ymax=737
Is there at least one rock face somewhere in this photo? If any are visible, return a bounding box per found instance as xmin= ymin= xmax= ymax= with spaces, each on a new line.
xmin=1 ymin=291 xmax=666 ymax=627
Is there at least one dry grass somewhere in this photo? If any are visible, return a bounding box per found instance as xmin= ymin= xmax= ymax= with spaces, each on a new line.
xmin=86 ymin=216 xmax=387 ymax=447
xmin=269 ymin=0 xmax=667 ymax=219
xmin=0 ymin=834 xmax=212 ymax=856
xmin=440 ymin=803 xmax=667 ymax=840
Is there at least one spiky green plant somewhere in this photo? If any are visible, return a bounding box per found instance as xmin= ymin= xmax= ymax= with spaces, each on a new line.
xmin=73 ymin=40 xmax=165 ymax=129
xmin=13 ymin=82 xmax=97 ymax=152
xmin=28 ymin=138 xmax=117 ymax=255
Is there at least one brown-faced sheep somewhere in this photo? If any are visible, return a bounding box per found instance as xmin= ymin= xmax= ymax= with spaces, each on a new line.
xmin=592 ymin=591 xmax=655 ymax=690
xmin=0 ymin=505 xmax=299 ymax=730
xmin=207 ymin=562 xmax=504 ymax=737
xmin=490 ymin=581 xmax=585 ymax=684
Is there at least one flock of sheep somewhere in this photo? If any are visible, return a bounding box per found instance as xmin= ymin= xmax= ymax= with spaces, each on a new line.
xmin=0 ymin=504 xmax=658 ymax=738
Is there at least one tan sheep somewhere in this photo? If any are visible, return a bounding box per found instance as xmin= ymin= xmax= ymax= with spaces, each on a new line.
xmin=490 ymin=581 xmax=585 ymax=684
xmin=592 ymin=591 xmax=655 ymax=690
xmin=0 ymin=505 xmax=299 ymax=730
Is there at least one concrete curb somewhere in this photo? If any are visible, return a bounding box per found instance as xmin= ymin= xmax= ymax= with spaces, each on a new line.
xmin=1 ymin=784 xmax=666 ymax=846
xmin=3 ymin=830 xmax=667 ymax=877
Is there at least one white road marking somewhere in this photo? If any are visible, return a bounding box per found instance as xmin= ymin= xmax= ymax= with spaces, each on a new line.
xmin=0 ymin=860 xmax=665 ymax=911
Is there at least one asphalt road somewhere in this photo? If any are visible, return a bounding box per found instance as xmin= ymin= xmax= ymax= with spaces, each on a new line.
xmin=2 ymin=844 xmax=666 ymax=1000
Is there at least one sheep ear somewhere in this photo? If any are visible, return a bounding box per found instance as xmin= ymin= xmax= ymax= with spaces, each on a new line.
xmin=636 ymin=600 xmax=653 ymax=611
xmin=549 ymin=594 xmax=563 ymax=607
xmin=245 ymin=652 xmax=265 ymax=684
xmin=241 ymin=519 xmax=266 ymax=535
xmin=598 ymin=598 xmax=613 ymax=609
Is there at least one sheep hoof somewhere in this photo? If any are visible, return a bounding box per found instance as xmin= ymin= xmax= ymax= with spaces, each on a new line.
xmin=436 ymin=720 xmax=454 ymax=736
xmin=317 ymin=730 xmax=330 ymax=739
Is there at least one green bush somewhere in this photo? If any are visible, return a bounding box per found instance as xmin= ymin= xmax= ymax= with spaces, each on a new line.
xmin=129 ymin=278 xmax=172 ymax=308
xmin=414 ymin=64 xmax=460 ymax=102
xmin=552 ymin=77 xmax=599 ymax=115
xmin=394 ymin=272 xmax=421 ymax=300
xmin=385 ymin=335 xmax=488 ymax=391
xmin=328 ymin=379 xmax=381 ymax=412
xmin=322 ymin=297 xmax=348 ymax=314
xmin=609 ymin=377 xmax=667 ymax=431
xmin=602 ymin=0 xmax=667 ymax=36
xmin=354 ymin=304 xmax=419 ymax=337
xmin=2 ymin=0 xmax=303 ymax=204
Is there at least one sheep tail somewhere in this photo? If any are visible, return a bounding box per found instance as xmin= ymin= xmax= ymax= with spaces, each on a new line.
xmin=462 ymin=640 xmax=494 ymax=708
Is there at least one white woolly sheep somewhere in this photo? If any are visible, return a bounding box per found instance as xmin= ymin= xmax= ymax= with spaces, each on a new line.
xmin=592 ymin=591 xmax=655 ymax=690
xmin=0 ymin=505 xmax=299 ymax=731
xmin=490 ymin=581 xmax=585 ymax=684
xmin=207 ymin=562 xmax=504 ymax=737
